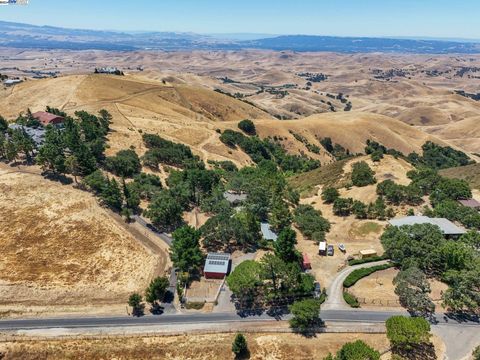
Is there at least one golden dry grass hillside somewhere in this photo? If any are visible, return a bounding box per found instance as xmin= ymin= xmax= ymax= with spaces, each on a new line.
xmin=0 ymin=164 xmax=161 ymax=317
xmin=0 ymin=74 xmax=452 ymax=168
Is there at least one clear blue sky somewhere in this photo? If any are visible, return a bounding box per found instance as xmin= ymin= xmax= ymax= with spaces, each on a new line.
xmin=1 ymin=0 xmax=479 ymax=39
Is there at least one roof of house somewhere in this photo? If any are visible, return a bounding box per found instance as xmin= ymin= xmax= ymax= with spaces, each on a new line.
xmin=261 ymin=222 xmax=278 ymax=241
xmin=8 ymin=124 xmax=45 ymax=146
xmin=223 ymin=191 xmax=247 ymax=204
xmin=203 ymin=253 xmax=231 ymax=274
xmin=388 ymin=216 xmax=466 ymax=235
xmin=458 ymin=199 xmax=480 ymax=209
xmin=32 ymin=111 xmax=64 ymax=124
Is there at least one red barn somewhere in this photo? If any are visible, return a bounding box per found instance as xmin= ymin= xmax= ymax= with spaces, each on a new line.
xmin=32 ymin=111 xmax=65 ymax=126
xmin=203 ymin=253 xmax=231 ymax=279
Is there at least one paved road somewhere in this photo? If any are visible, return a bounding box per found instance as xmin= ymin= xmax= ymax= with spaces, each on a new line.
xmin=0 ymin=310 xmax=477 ymax=332
xmin=132 ymin=215 xmax=173 ymax=247
xmin=323 ymin=260 xmax=390 ymax=310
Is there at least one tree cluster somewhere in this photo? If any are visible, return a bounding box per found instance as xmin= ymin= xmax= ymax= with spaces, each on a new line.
xmin=293 ymin=204 xmax=331 ymax=242
xmin=381 ymin=224 xmax=480 ymax=313
xmin=226 ymin=254 xmax=315 ymax=310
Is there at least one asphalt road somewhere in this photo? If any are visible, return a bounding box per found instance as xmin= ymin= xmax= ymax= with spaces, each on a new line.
xmin=132 ymin=215 xmax=172 ymax=246
xmin=0 ymin=310 xmax=478 ymax=331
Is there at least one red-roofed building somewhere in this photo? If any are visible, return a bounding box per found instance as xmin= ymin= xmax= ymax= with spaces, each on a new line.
xmin=302 ymin=253 xmax=312 ymax=270
xmin=32 ymin=111 xmax=65 ymax=126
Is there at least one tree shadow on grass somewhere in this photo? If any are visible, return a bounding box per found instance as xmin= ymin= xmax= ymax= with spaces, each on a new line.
xmin=392 ymin=343 xmax=436 ymax=360
xmin=42 ymin=172 xmax=73 ymax=185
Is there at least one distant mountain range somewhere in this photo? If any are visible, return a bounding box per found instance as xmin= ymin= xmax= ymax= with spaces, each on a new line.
xmin=1 ymin=21 xmax=480 ymax=53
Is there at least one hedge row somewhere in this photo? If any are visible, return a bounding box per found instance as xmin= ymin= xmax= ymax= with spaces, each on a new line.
xmin=343 ymin=264 xmax=394 ymax=288
xmin=343 ymin=291 xmax=360 ymax=308
xmin=348 ymin=254 xmax=389 ymax=266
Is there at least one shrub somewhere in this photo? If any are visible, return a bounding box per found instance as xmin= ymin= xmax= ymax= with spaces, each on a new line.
xmin=343 ymin=292 xmax=360 ymax=308
xmin=343 ymin=264 xmax=394 ymax=288
xmin=348 ymin=254 xmax=388 ymax=266
xmin=322 ymin=187 xmax=340 ymax=204
xmin=238 ymin=119 xmax=256 ymax=135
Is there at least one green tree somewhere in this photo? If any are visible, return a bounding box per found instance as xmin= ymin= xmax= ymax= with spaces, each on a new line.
xmin=171 ymin=226 xmax=204 ymax=275
xmin=293 ymin=204 xmax=330 ymax=241
xmin=0 ymin=115 xmax=8 ymax=132
xmin=238 ymin=119 xmax=256 ymax=135
xmin=269 ymin=196 xmax=292 ymax=232
xmin=351 ymin=161 xmax=376 ymax=187
xmin=106 ymin=149 xmax=142 ymax=177
xmin=386 ymin=316 xmax=431 ymax=350
xmin=472 ymin=345 xmax=480 ymax=360
xmin=145 ymin=190 xmax=184 ymax=230
xmin=232 ymin=333 xmax=249 ymax=358
xmin=322 ymin=187 xmax=340 ymax=204
xmin=352 ymin=200 xmax=368 ymax=219
xmin=82 ymin=169 xmax=108 ymax=194
xmin=128 ymin=292 xmax=144 ymax=316
xmin=65 ymin=155 xmax=81 ymax=184
xmin=324 ymin=340 xmax=380 ymax=360
xmin=394 ymin=267 xmax=434 ymax=318
xmin=333 ymin=197 xmax=353 ymax=217
xmin=274 ymin=228 xmax=298 ymax=263
xmin=442 ymin=267 xmax=480 ymax=313
xmin=145 ymin=276 xmax=170 ymax=305
xmin=123 ymin=180 xmax=141 ymax=212
xmin=227 ymin=260 xmax=262 ymax=308
xmin=101 ymin=178 xmax=123 ymax=211
xmin=36 ymin=126 xmax=66 ymax=174
xmin=289 ymin=299 xmax=321 ymax=333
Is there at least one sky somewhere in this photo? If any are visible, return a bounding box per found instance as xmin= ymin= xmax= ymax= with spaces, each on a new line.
xmin=1 ymin=0 xmax=480 ymax=40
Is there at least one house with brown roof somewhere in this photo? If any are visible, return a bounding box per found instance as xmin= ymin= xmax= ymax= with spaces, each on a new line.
xmin=32 ymin=111 xmax=65 ymax=126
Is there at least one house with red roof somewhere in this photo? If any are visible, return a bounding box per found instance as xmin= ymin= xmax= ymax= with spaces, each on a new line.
xmin=32 ymin=111 xmax=65 ymax=126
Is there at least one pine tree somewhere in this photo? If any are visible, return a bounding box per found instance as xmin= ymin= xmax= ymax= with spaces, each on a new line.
xmin=101 ymin=178 xmax=123 ymax=211
xmin=232 ymin=333 xmax=248 ymax=358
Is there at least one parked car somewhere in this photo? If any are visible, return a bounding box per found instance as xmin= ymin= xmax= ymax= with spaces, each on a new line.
xmin=313 ymin=282 xmax=321 ymax=298
xmin=338 ymin=243 xmax=346 ymax=253
xmin=327 ymin=245 xmax=334 ymax=256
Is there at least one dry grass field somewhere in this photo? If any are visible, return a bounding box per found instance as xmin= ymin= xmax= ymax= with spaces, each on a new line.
xmin=0 ymin=164 xmax=161 ymax=317
xmin=0 ymin=332 xmax=392 ymax=360
xmin=349 ymin=268 xmax=449 ymax=312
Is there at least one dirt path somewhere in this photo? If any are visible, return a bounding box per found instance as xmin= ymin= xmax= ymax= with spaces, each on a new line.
xmin=323 ymin=260 xmax=390 ymax=310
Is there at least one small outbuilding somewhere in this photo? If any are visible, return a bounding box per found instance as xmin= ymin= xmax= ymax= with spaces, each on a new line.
xmin=302 ymin=253 xmax=312 ymax=270
xmin=203 ymin=253 xmax=231 ymax=279
xmin=359 ymin=249 xmax=378 ymax=259
xmin=32 ymin=111 xmax=65 ymax=126
xmin=261 ymin=222 xmax=278 ymax=242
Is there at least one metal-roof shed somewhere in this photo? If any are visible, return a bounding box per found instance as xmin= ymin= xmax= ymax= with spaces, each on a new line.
xmin=388 ymin=216 xmax=466 ymax=236
xmin=261 ymin=222 xmax=278 ymax=241
xmin=203 ymin=253 xmax=231 ymax=278
xmin=458 ymin=199 xmax=480 ymax=210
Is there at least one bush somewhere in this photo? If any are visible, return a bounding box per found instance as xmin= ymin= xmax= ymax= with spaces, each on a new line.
xmin=238 ymin=119 xmax=256 ymax=135
xmin=351 ymin=161 xmax=376 ymax=187
xmin=321 ymin=187 xmax=340 ymax=204
xmin=343 ymin=264 xmax=394 ymax=288
xmin=343 ymin=292 xmax=360 ymax=308
xmin=348 ymin=254 xmax=388 ymax=266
